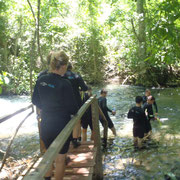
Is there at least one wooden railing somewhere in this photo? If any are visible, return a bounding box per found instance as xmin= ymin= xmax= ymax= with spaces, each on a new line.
xmin=0 ymin=104 xmax=33 ymax=124
xmin=0 ymin=104 xmax=34 ymax=171
xmin=24 ymin=95 xmax=106 ymax=180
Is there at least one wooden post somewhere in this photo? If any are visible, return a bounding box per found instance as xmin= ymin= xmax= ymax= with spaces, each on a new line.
xmin=36 ymin=107 xmax=46 ymax=154
xmin=98 ymin=107 xmax=108 ymax=147
xmin=91 ymin=99 xmax=103 ymax=180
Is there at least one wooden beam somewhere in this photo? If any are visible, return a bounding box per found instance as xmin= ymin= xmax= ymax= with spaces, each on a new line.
xmin=91 ymin=100 xmax=103 ymax=180
xmin=0 ymin=104 xmax=33 ymax=124
xmin=24 ymin=95 xmax=96 ymax=180
xmin=98 ymin=106 xmax=108 ymax=146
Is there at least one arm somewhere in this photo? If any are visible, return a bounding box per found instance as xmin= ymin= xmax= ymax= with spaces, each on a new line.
xmin=32 ymin=81 xmax=42 ymax=109
xmin=77 ymin=74 xmax=88 ymax=91
xmin=127 ymin=108 xmax=134 ymax=119
xmin=153 ymin=101 xmax=158 ymax=113
xmin=63 ymin=80 xmax=79 ymax=115
xmin=102 ymin=98 xmax=112 ymax=113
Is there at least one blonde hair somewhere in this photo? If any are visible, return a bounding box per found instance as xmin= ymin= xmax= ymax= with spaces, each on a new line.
xmin=50 ymin=51 xmax=69 ymax=71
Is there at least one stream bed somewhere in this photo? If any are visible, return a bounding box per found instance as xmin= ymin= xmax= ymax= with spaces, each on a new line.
xmin=0 ymin=85 xmax=180 ymax=179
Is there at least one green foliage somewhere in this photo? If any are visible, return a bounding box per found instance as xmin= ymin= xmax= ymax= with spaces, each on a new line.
xmin=0 ymin=0 xmax=180 ymax=94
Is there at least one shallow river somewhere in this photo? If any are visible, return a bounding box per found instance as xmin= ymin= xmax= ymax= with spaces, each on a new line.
xmin=0 ymin=85 xmax=180 ymax=179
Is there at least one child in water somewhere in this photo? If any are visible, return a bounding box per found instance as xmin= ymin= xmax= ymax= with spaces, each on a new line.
xmin=143 ymin=95 xmax=156 ymax=138
xmin=128 ymin=96 xmax=147 ymax=148
xmin=142 ymin=89 xmax=158 ymax=117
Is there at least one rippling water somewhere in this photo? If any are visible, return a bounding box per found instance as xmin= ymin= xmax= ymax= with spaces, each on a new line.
xmin=0 ymin=85 xmax=180 ymax=179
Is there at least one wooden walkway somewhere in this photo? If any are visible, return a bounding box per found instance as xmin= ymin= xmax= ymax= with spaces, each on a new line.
xmin=64 ymin=141 xmax=96 ymax=180
xmin=0 ymin=95 xmax=107 ymax=180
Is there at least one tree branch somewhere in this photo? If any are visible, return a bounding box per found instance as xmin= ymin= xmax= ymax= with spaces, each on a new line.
xmin=27 ymin=0 xmax=37 ymax=24
xmin=131 ymin=18 xmax=140 ymax=42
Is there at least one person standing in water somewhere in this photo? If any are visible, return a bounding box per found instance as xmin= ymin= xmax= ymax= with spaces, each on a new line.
xmin=81 ymin=87 xmax=94 ymax=141
xmin=142 ymin=89 xmax=158 ymax=117
xmin=98 ymin=89 xmax=116 ymax=136
xmin=143 ymin=96 xmax=156 ymax=138
xmin=128 ymin=96 xmax=147 ymax=149
xmin=65 ymin=63 xmax=88 ymax=147
xmin=32 ymin=51 xmax=78 ymax=180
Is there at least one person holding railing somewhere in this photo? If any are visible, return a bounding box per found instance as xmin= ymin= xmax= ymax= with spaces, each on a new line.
xmin=64 ymin=63 xmax=88 ymax=147
xmin=81 ymin=86 xmax=94 ymax=141
xmin=32 ymin=51 xmax=78 ymax=180
xmin=98 ymin=89 xmax=117 ymax=136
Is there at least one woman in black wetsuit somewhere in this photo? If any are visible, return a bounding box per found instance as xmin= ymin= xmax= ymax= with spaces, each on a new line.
xmin=32 ymin=51 xmax=78 ymax=180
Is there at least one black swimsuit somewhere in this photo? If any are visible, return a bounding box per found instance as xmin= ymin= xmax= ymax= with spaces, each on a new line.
xmin=128 ymin=106 xmax=146 ymax=138
xmin=98 ymin=96 xmax=114 ymax=129
xmin=32 ymin=73 xmax=78 ymax=154
xmin=143 ymin=102 xmax=154 ymax=133
xmin=64 ymin=70 xmax=88 ymax=108
xmin=81 ymin=93 xmax=93 ymax=130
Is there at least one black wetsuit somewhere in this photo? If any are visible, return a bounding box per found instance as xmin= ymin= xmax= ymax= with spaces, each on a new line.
xmin=98 ymin=96 xmax=114 ymax=129
xmin=81 ymin=93 xmax=93 ymax=130
xmin=142 ymin=95 xmax=158 ymax=113
xmin=32 ymin=73 xmax=78 ymax=154
xmin=128 ymin=106 xmax=146 ymax=138
xmin=37 ymin=69 xmax=48 ymax=79
xmin=64 ymin=70 xmax=88 ymax=108
xmin=143 ymin=102 xmax=154 ymax=133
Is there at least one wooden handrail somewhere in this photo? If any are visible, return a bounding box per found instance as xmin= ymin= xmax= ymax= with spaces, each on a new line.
xmin=0 ymin=104 xmax=33 ymax=124
xmin=24 ymin=95 xmax=97 ymax=180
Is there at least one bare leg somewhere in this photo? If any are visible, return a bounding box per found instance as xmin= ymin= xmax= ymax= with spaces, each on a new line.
xmin=110 ymin=127 xmax=117 ymax=136
xmin=82 ymin=129 xmax=87 ymax=141
xmin=78 ymin=120 xmax=81 ymax=139
xmin=137 ymin=138 xmax=143 ymax=149
xmin=133 ymin=137 xmax=138 ymax=147
xmin=148 ymin=130 xmax=152 ymax=139
xmin=55 ymin=154 xmax=66 ymax=180
xmin=73 ymin=120 xmax=80 ymax=138
xmin=44 ymin=164 xmax=53 ymax=178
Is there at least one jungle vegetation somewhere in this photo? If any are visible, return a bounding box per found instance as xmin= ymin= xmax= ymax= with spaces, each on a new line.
xmin=0 ymin=0 xmax=180 ymax=94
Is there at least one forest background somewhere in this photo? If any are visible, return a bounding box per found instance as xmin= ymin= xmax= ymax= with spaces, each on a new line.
xmin=0 ymin=0 xmax=180 ymax=95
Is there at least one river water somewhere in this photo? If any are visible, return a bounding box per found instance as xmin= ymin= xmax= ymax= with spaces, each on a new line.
xmin=0 ymin=85 xmax=180 ymax=179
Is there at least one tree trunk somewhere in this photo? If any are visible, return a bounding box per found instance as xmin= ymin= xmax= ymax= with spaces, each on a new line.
xmin=137 ymin=0 xmax=146 ymax=61
xmin=37 ymin=0 xmax=44 ymax=65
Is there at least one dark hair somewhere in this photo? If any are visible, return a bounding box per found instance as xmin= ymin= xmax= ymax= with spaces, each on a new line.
xmin=135 ymin=96 xmax=143 ymax=104
xmin=101 ymin=89 xmax=108 ymax=94
xmin=67 ymin=63 xmax=73 ymax=71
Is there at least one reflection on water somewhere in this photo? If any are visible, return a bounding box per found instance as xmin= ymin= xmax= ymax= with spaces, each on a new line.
xmin=0 ymin=86 xmax=180 ymax=179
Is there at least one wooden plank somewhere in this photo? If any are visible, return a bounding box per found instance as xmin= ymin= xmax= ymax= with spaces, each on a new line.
xmin=68 ymin=145 xmax=95 ymax=153
xmin=24 ymin=95 xmax=96 ymax=180
xmin=0 ymin=104 xmax=33 ymax=123
xmin=67 ymin=159 xmax=95 ymax=168
xmin=65 ymin=167 xmax=94 ymax=175
xmin=63 ymin=174 xmax=93 ymax=180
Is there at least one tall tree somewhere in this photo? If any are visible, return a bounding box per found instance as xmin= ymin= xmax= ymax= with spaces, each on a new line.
xmin=137 ymin=0 xmax=146 ymax=61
